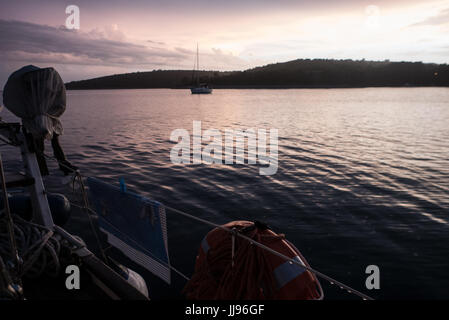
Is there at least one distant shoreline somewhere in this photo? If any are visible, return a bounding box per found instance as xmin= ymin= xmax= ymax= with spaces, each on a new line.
xmin=64 ymin=59 xmax=449 ymax=90
xmin=66 ymin=84 xmax=449 ymax=90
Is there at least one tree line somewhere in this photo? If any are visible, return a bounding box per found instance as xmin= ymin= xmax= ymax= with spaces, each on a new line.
xmin=65 ymin=59 xmax=449 ymax=89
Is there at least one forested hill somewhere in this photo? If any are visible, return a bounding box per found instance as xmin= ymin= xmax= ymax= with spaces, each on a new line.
xmin=65 ymin=59 xmax=449 ymax=89
xmin=65 ymin=70 xmax=225 ymax=89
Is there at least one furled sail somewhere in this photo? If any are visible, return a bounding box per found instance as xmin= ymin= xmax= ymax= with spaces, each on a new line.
xmin=2 ymin=65 xmax=66 ymax=139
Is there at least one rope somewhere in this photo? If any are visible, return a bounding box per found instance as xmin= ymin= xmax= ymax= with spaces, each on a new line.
xmin=0 ymin=215 xmax=61 ymax=279
xmin=0 ymin=152 xmax=22 ymax=277
xmin=0 ymin=255 xmax=21 ymax=299
xmin=72 ymin=172 xmax=109 ymax=264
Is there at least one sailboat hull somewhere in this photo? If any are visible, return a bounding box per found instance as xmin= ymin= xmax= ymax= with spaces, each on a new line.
xmin=190 ymin=87 xmax=213 ymax=94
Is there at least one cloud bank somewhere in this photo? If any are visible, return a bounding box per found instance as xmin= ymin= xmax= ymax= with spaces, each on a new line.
xmin=0 ymin=19 xmax=189 ymax=67
xmin=0 ymin=19 xmax=253 ymax=87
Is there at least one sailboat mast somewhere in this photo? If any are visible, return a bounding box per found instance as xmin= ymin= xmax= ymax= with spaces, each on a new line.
xmin=196 ymin=43 xmax=199 ymax=85
xmin=190 ymin=43 xmax=212 ymax=93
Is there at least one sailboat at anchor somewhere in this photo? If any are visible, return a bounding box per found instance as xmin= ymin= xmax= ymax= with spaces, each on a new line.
xmin=190 ymin=44 xmax=212 ymax=94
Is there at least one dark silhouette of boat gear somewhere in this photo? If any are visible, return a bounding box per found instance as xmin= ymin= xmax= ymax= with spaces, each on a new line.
xmin=2 ymin=65 xmax=77 ymax=176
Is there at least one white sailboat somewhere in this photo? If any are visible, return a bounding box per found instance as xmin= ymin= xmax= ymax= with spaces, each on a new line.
xmin=190 ymin=44 xmax=212 ymax=94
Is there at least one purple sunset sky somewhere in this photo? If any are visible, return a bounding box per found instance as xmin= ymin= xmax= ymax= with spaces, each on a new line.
xmin=0 ymin=0 xmax=448 ymax=87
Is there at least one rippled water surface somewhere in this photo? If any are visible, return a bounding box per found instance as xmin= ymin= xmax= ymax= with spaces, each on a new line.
xmin=2 ymin=88 xmax=449 ymax=299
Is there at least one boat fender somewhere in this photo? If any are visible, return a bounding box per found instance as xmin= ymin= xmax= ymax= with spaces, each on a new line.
xmin=108 ymin=259 xmax=149 ymax=298
xmin=1 ymin=193 xmax=71 ymax=226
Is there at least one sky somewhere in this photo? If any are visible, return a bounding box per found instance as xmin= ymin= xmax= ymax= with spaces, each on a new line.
xmin=0 ymin=0 xmax=449 ymax=87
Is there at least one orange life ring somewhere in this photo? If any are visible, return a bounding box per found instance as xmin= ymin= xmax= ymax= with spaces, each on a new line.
xmin=184 ymin=221 xmax=324 ymax=300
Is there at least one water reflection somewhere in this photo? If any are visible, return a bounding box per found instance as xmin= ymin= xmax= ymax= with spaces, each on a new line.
xmin=1 ymin=87 xmax=448 ymax=299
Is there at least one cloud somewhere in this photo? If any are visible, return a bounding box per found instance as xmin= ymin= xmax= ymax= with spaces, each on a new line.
xmin=87 ymin=24 xmax=127 ymax=42
xmin=147 ymin=40 xmax=166 ymax=45
xmin=0 ymin=19 xmax=190 ymax=67
xmin=174 ymin=47 xmax=194 ymax=55
xmin=208 ymin=48 xmax=252 ymax=69
xmin=174 ymin=46 xmax=252 ymax=70
xmin=409 ymin=8 xmax=449 ymax=27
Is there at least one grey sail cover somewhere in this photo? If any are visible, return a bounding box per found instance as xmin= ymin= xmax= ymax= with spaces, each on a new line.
xmin=2 ymin=65 xmax=66 ymax=139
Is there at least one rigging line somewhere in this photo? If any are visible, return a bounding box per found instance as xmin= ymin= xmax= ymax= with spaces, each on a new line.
xmin=96 ymin=216 xmax=170 ymax=266
xmin=191 ymin=50 xmax=197 ymax=84
xmin=162 ymin=204 xmax=374 ymax=300
xmin=0 ymin=215 xmax=62 ymax=280
xmin=71 ymin=201 xmax=191 ymax=282
xmin=39 ymin=151 xmax=373 ymax=300
xmin=0 ymin=136 xmax=16 ymax=147
xmin=0 ymin=152 xmax=22 ymax=277
xmin=171 ymin=265 xmax=190 ymax=281
xmin=74 ymin=172 xmax=109 ymax=264
xmin=23 ymin=145 xmax=109 ymax=265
